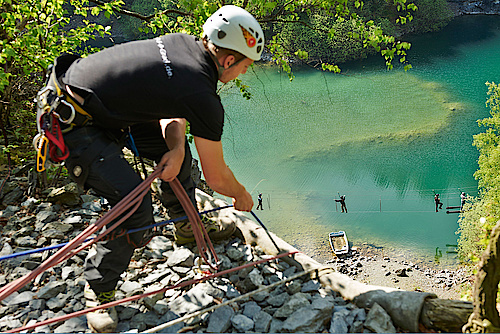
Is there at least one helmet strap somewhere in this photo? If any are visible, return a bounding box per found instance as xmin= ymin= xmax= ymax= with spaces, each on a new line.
xmin=208 ymin=50 xmax=225 ymax=79
xmin=208 ymin=48 xmax=245 ymax=80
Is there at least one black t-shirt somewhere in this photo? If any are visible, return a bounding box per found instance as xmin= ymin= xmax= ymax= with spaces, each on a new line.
xmin=62 ymin=34 xmax=224 ymax=141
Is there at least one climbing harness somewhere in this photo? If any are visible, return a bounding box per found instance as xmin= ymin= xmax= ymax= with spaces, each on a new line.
xmin=34 ymin=55 xmax=93 ymax=172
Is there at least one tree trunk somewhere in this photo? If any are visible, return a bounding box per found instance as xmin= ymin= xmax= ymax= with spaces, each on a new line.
xmin=421 ymin=298 xmax=473 ymax=332
xmin=463 ymin=220 xmax=500 ymax=332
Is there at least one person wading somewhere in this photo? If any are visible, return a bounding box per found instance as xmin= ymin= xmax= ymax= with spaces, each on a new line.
xmin=38 ymin=6 xmax=264 ymax=332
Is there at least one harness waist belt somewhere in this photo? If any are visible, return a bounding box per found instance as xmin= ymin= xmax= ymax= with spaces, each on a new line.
xmin=50 ymin=75 xmax=93 ymax=129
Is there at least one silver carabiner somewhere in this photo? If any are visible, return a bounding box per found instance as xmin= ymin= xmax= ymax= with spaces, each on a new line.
xmin=53 ymin=99 xmax=76 ymax=124
xmin=36 ymin=86 xmax=55 ymax=109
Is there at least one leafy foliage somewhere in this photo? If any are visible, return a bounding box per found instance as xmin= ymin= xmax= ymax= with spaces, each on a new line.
xmin=402 ymin=0 xmax=453 ymax=33
xmin=0 ymin=0 xmax=120 ymax=165
xmin=457 ymin=82 xmax=500 ymax=266
xmin=0 ymin=0 xmax=419 ymax=167
xmin=142 ymin=0 xmax=417 ymax=75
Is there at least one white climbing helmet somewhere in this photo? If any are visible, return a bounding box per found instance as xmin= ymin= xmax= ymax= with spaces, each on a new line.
xmin=203 ymin=5 xmax=264 ymax=61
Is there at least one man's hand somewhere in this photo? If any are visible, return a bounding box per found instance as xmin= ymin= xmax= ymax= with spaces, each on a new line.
xmin=232 ymin=189 xmax=254 ymax=212
xmin=158 ymin=147 xmax=184 ymax=182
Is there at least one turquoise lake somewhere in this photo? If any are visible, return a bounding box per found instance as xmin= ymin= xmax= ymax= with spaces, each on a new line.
xmin=198 ymin=15 xmax=500 ymax=266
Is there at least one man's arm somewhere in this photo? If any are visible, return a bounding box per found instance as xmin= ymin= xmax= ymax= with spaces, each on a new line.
xmin=158 ymin=118 xmax=186 ymax=182
xmin=194 ymin=136 xmax=253 ymax=212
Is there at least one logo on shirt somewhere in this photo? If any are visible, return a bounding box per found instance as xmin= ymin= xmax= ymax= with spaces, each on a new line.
xmin=155 ymin=37 xmax=173 ymax=79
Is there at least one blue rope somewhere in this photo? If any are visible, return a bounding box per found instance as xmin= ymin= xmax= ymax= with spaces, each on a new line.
xmin=250 ymin=211 xmax=281 ymax=252
xmin=0 ymin=205 xmax=234 ymax=262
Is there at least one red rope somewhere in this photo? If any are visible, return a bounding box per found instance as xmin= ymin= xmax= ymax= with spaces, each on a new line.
xmin=0 ymin=166 xmax=162 ymax=302
xmin=169 ymin=178 xmax=219 ymax=271
xmin=0 ymin=158 xmax=292 ymax=333
xmin=4 ymin=251 xmax=298 ymax=333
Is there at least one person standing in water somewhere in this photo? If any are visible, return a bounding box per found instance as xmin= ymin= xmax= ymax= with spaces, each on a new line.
xmin=256 ymin=193 xmax=264 ymax=210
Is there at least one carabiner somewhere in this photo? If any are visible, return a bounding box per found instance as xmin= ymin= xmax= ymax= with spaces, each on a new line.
xmin=35 ymin=133 xmax=49 ymax=173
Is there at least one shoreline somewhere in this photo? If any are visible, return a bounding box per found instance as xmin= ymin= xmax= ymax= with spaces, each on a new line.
xmin=294 ymin=238 xmax=472 ymax=300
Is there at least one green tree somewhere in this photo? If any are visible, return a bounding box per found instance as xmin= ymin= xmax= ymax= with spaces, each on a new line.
xmin=0 ymin=0 xmax=415 ymax=167
xmin=0 ymin=0 xmax=121 ymax=165
xmin=457 ymin=82 xmax=500 ymax=266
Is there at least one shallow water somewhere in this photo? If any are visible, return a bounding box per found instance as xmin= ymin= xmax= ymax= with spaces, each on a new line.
xmin=200 ymin=15 xmax=500 ymax=267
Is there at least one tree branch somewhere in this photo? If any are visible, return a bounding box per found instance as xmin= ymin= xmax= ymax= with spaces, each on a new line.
xmin=87 ymin=0 xmax=192 ymax=21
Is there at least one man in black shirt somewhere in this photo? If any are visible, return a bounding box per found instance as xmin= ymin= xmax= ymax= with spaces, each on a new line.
xmin=54 ymin=5 xmax=264 ymax=332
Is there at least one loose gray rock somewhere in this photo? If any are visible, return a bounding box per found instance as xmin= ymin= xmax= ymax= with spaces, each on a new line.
xmin=5 ymin=291 xmax=35 ymax=306
xmin=267 ymin=292 xmax=289 ymax=307
xmin=168 ymin=284 xmax=214 ymax=315
xmin=207 ymin=305 xmax=234 ymax=333
xmin=1 ymin=206 xmax=20 ymax=218
xmin=37 ymin=281 xmax=67 ymax=300
xmin=251 ymin=289 xmax=270 ymax=302
xmin=47 ymin=183 xmax=82 ymax=207
xmin=166 ymin=247 xmax=194 ymax=267
xmin=231 ymin=314 xmax=254 ymax=332
xmin=53 ymin=316 xmax=87 ymax=333
xmin=3 ymin=188 xmax=23 ymax=206
xmin=157 ymin=311 xmax=184 ymax=333
xmin=35 ymin=211 xmax=57 ymax=225
xmin=254 ymin=310 xmax=273 ymax=332
xmin=243 ymin=301 xmax=262 ymax=319
xmin=226 ymin=245 xmax=245 ymax=261
xmin=46 ymin=293 xmax=70 ymax=310
xmin=119 ymin=280 xmax=143 ymax=296
xmin=274 ymin=292 xmax=310 ymax=318
xmin=281 ymin=302 xmax=334 ymax=333
xmin=364 ymin=303 xmax=397 ymax=333
xmin=240 ymin=268 xmax=264 ymax=292
xmin=301 ymin=279 xmax=321 ymax=293
xmin=147 ymin=236 xmax=173 ymax=252
xmin=286 ymin=280 xmax=302 ymax=294
xmin=330 ymin=311 xmax=349 ymax=333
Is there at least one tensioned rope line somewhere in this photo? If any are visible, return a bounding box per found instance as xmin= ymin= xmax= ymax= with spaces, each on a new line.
xmin=143 ymin=267 xmax=314 ymax=333
xmin=4 ymin=251 xmax=299 ymax=333
xmin=1 ymin=159 xmax=290 ymax=333
xmin=0 ymin=205 xmax=234 ymax=262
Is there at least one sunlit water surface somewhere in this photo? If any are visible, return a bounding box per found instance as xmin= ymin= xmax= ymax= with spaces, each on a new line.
xmin=196 ymin=16 xmax=500 ymax=267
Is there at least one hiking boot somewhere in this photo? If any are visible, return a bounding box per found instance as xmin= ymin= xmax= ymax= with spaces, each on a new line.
xmin=174 ymin=215 xmax=236 ymax=245
xmin=84 ymin=283 xmax=118 ymax=333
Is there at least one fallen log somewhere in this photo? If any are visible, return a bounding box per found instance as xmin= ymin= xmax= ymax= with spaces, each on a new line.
xmin=421 ymin=298 xmax=473 ymax=332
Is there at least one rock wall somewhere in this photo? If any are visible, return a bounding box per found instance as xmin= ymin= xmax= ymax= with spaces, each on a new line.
xmin=448 ymin=0 xmax=500 ymax=15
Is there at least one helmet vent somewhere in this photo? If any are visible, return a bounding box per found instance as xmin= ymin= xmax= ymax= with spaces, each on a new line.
xmin=257 ymin=45 xmax=262 ymax=53
xmin=218 ymin=30 xmax=227 ymax=39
